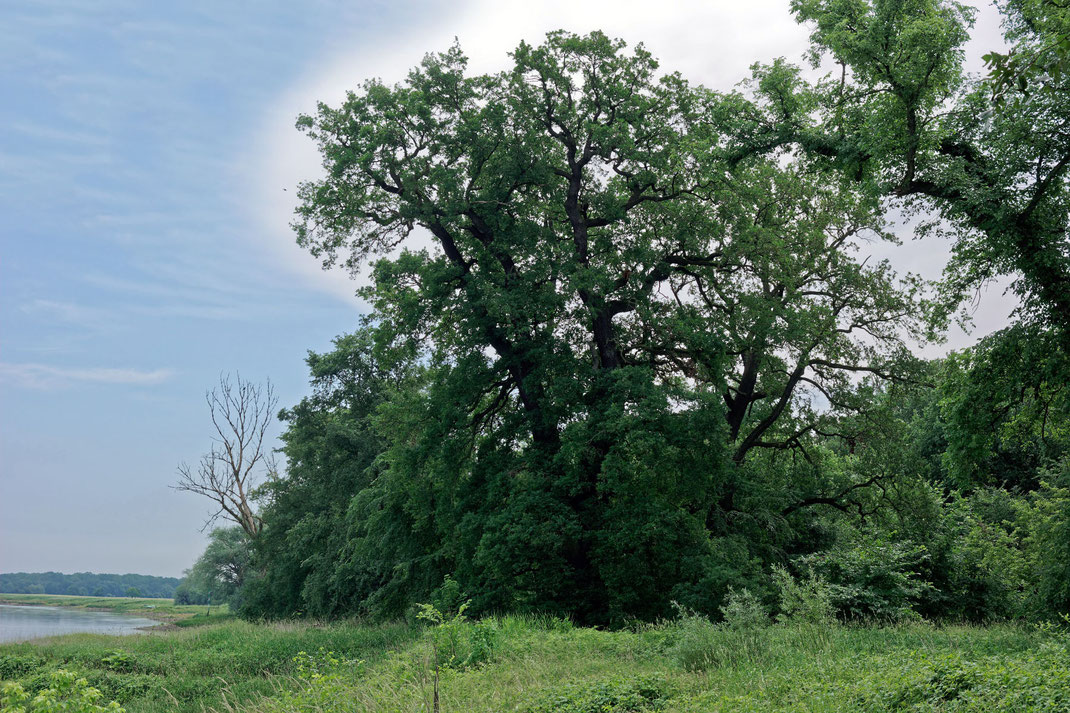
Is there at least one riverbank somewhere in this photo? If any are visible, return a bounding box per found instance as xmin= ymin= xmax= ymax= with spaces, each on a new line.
xmin=1 ymin=615 xmax=1067 ymax=712
xmin=0 ymin=593 xmax=223 ymax=624
xmin=0 ymin=617 xmax=415 ymax=713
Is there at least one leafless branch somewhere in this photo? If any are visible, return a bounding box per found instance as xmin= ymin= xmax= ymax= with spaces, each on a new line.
xmin=174 ymin=373 xmax=277 ymax=538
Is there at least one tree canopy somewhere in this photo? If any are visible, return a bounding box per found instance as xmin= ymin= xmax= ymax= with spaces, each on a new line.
xmin=210 ymin=2 xmax=1070 ymax=625
xmin=729 ymin=0 xmax=1070 ymax=338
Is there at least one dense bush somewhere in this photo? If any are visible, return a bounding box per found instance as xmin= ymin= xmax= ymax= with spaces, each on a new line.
xmin=525 ymin=676 xmax=670 ymax=713
xmin=854 ymin=644 xmax=1070 ymax=712
xmin=668 ymin=591 xmax=772 ymax=672
xmin=1 ymin=670 xmax=123 ymax=712
xmin=799 ymin=531 xmax=934 ymax=622
xmin=172 ymin=582 xmax=209 ymax=605
xmin=1020 ymin=470 xmax=1070 ymax=619
xmin=772 ymin=565 xmax=834 ymax=625
xmin=416 ymin=602 xmax=500 ymax=672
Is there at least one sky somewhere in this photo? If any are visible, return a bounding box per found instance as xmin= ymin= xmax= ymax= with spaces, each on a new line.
xmin=0 ymin=0 xmax=1012 ymax=578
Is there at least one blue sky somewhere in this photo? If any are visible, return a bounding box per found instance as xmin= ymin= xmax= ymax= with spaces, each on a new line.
xmin=0 ymin=0 xmax=442 ymax=576
xmin=0 ymin=1 xmax=1010 ymax=578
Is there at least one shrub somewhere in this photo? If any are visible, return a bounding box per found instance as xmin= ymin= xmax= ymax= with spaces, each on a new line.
xmin=525 ymin=675 xmax=670 ymax=713
xmin=1023 ymin=468 xmax=1070 ymax=620
xmin=912 ymin=488 xmax=1031 ymax=622
xmin=718 ymin=588 xmax=770 ymax=630
xmin=100 ymin=650 xmax=135 ymax=673
xmin=430 ymin=574 xmax=465 ymax=617
xmin=416 ymin=602 xmax=498 ymax=671
xmin=667 ymin=592 xmax=770 ymax=672
xmin=857 ymin=642 xmax=1070 ymax=712
xmin=0 ymin=670 xmax=124 ymax=712
xmin=0 ymin=654 xmax=43 ymax=679
xmin=772 ymin=565 xmax=834 ymax=625
xmin=801 ymin=532 xmax=934 ymax=622
xmin=666 ymin=606 xmax=719 ymax=672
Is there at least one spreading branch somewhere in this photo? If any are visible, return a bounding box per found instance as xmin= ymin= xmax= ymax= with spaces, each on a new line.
xmin=175 ymin=374 xmax=278 ymax=538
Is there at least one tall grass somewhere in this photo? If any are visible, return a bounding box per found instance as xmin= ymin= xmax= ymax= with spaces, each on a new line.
xmin=2 ymin=610 xmax=1065 ymax=712
xmin=0 ymin=618 xmax=417 ymax=713
xmin=238 ymin=615 xmax=1064 ymax=713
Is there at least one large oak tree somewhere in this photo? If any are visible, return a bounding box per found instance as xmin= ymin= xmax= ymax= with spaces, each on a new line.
xmin=284 ymin=32 xmax=928 ymax=621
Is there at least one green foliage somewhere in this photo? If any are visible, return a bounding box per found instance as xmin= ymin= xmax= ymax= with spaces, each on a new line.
xmin=184 ymin=526 xmax=250 ymax=608
xmin=774 ymin=0 xmax=1070 ymax=337
xmin=773 ymin=565 xmax=834 ymax=625
xmin=0 ymin=655 xmax=43 ymax=680
xmin=415 ymin=602 xmax=498 ymax=671
xmin=525 ymin=676 xmax=670 ymax=713
xmin=1020 ymin=468 xmax=1070 ymax=618
xmin=99 ymin=652 xmax=134 ymax=674
xmin=0 ymin=574 xmax=179 ymax=599
xmin=271 ymin=24 xmax=932 ymax=625
xmin=221 ymin=3 xmax=1070 ymax=631
xmin=239 ymin=328 xmax=409 ymax=620
xmin=0 ymin=618 xmax=417 ymax=713
xmin=718 ymin=588 xmax=771 ymax=631
xmin=938 ymin=325 xmax=1070 ymax=490
xmin=171 ymin=581 xmax=208 ymax=606
xmin=875 ymin=473 xmax=1070 ymax=623
xmin=291 ymin=648 xmax=365 ymax=683
xmin=9 ymin=611 xmax=1069 ymax=712
xmin=985 ymin=0 xmax=1070 ymax=106
xmin=853 ymin=643 xmax=1070 ymax=712
xmin=665 ymin=608 xmax=723 ymax=673
xmin=925 ymin=490 xmax=1031 ymax=621
xmin=430 ymin=575 xmax=465 ymax=617
xmin=800 ymin=530 xmax=934 ymax=622
xmin=667 ymin=593 xmax=772 ymax=672
xmin=246 ymin=612 xmax=1070 ymax=712
xmin=1 ymin=670 xmax=124 ymax=712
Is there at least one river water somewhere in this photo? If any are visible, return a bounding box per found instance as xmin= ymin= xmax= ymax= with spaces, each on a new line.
xmin=0 ymin=604 xmax=160 ymax=643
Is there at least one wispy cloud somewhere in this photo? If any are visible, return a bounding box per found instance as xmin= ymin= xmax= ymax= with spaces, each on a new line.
xmin=21 ymin=299 xmax=117 ymax=330
xmin=0 ymin=362 xmax=175 ymax=389
xmin=80 ymin=272 xmax=245 ymax=321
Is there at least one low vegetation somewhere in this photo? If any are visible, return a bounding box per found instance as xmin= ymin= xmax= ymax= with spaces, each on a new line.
xmin=0 ymin=617 xmax=415 ymax=713
xmin=0 ymin=594 xmax=219 ymax=624
xmin=3 ymin=609 xmax=1067 ymax=712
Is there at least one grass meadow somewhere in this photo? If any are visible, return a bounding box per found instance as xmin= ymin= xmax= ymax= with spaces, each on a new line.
xmin=2 ymin=601 xmax=1068 ymax=712
xmin=0 ymin=615 xmax=415 ymax=713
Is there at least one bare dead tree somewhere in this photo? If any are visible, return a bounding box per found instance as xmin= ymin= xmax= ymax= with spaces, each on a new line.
xmin=175 ymin=373 xmax=278 ymax=538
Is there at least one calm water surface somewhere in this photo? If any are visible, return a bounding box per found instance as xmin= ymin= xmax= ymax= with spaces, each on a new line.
xmin=0 ymin=605 xmax=160 ymax=643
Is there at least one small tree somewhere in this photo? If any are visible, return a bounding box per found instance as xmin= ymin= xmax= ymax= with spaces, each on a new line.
xmin=176 ymin=373 xmax=277 ymax=538
xmin=187 ymin=526 xmax=252 ymax=607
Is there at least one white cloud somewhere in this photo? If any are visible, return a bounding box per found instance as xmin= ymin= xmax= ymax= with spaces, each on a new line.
xmin=240 ymin=1 xmax=820 ymax=305
xmin=0 ymin=362 xmax=175 ymax=389
xmin=240 ymin=0 xmax=1012 ymax=337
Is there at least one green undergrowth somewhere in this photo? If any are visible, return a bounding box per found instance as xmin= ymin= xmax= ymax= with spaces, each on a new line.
xmin=246 ymin=617 xmax=1069 ymax=713
xmin=0 ymin=619 xmax=417 ymax=713
xmin=2 ymin=614 xmax=1067 ymax=712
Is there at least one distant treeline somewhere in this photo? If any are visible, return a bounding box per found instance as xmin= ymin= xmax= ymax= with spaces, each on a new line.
xmin=0 ymin=572 xmax=180 ymax=598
